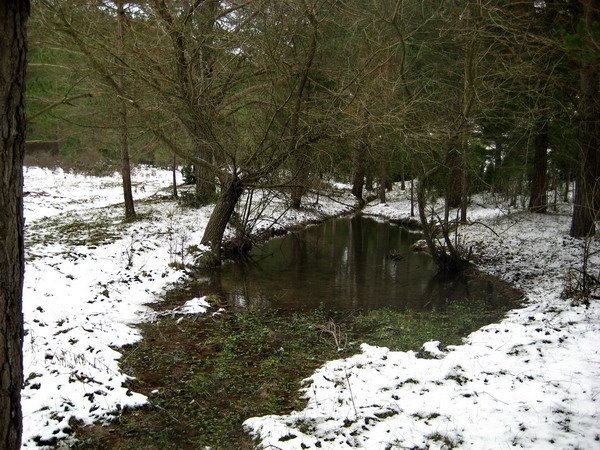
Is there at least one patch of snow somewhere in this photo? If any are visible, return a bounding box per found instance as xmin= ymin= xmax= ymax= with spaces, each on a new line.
xmin=421 ymin=340 xmax=444 ymax=358
xmin=178 ymin=296 xmax=210 ymax=315
xmin=21 ymin=166 xmax=353 ymax=448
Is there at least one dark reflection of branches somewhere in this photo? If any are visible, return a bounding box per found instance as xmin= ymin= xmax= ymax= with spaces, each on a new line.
xmin=349 ymin=215 xmax=365 ymax=307
xmin=420 ymin=272 xmax=471 ymax=312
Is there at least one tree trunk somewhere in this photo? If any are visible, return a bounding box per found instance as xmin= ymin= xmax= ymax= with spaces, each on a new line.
xmin=118 ymin=97 xmax=135 ymax=219
xmin=351 ymin=138 xmax=366 ymax=202
xmin=365 ymin=171 xmax=373 ymax=191
xmin=528 ymin=120 xmax=549 ymax=213
xmin=172 ymin=153 xmax=178 ymax=198
xmin=571 ymin=0 xmax=600 ymax=237
xmin=490 ymin=140 xmax=502 ymax=195
xmin=117 ymin=0 xmax=135 ymax=221
xmin=194 ymin=141 xmax=215 ymax=202
xmin=290 ymin=155 xmax=308 ymax=209
xmin=563 ymin=168 xmax=570 ymax=203
xmin=400 ymin=161 xmax=406 ymax=190
xmin=460 ymin=137 xmax=469 ymax=223
xmin=200 ymin=177 xmax=244 ymax=262
xmin=290 ymin=184 xmax=304 ymax=209
xmin=0 ymin=3 xmax=29 ymax=449
xmin=410 ymin=178 xmax=415 ymax=217
xmin=445 ymin=146 xmax=462 ymax=208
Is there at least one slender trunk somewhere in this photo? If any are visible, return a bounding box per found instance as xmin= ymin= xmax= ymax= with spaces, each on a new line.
xmin=117 ymin=1 xmax=135 ymax=220
xmin=290 ymin=155 xmax=307 ymax=209
xmin=378 ymin=160 xmax=387 ymax=203
xmin=563 ymin=168 xmax=570 ymax=203
xmin=410 ymin=178 xmax=415 ymax=217
xmin=416 ymin=180 xmax=437 ymax=258
xmin=400 ymin=161 xmax=406 ymax=190
xmin=491 ymin=140 xmax=502 ymax=195
xmin=119 ymin=105 xmax=135 ymax=220
xmin=351 ymin=138 xmax=366 ymax=202
xmin=444 ymin=196 xmax=450 ymax=225
xmin=528 ymin=120 xmax=549 ymax=213
xmin=172 ymin=153 xmax=178 ymax=198
xmin=459 ymin=0 xmax=477 ymax=223
xmin=200 ymin=177 xmax=244 ymax=262
xmin=571 ymin=0 xmax=600 ymax=237
xmin=553 ymin=172 xmax=558 ymax=212
xmin=460 ymin=137 xmax=469 ymax=223
xmin=445 ymin=146 xmax=462 ymax=208
xmin=0 ymin=3 xmax=29 ymax=449
xmin=365 ymin=171 xmax=373 ymax=191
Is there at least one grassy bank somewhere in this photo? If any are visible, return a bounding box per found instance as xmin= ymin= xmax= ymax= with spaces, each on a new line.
xmin=74 ymin=288 xmax=519 ymax=449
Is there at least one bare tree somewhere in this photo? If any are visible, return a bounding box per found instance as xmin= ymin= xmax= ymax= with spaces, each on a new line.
xmin=0 ymin=2 xmax=29 ymax=449
xmin=116 ymin=0 xmax=136 ymax=220
xmin=571 ymin=0 xmax=600 ymax=237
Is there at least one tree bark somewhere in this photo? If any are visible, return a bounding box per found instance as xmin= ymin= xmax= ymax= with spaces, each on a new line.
xmin=117 ymin=1 xmax=135 ymax=220
xmin=528 ymin=120 xmax=549 ymax=213
xmin=563 ymin=168 xmax=570 ymax=203
xmin=410 ymin=177 xmax=415 ymax=217
xmin=377 ymin=160 xmax=387 ymax=203
xmin=571 ymin=0 xmax=600 ymax=237
xmin=0 ymin=2 xmax=29 ymax=449
xmin=445 ymin=146 xmax=462 ymax=208
xmin=200 ymin=177 xmax=244 ymax=261
xmin=172 ymin=153 xmax=178 ymax=198
xmin=193 ymin=140 xmax=215 ymax=202
xmin=118 ymin=102 xmax=135 ymax=219
xmin=351 ymin=138 xmax=366 ymax=203
xmin=290 ymin=154 xmax=308 ymax=209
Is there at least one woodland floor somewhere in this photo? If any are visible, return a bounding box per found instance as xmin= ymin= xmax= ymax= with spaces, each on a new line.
xmin=21 ymin=166 xmax=600 ymax=449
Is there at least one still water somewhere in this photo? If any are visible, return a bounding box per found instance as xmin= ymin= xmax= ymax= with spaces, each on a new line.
xmin=201 ymin=216 xmax=513 ymax=312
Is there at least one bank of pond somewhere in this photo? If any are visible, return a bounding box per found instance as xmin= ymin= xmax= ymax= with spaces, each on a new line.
xmin=74 ymin=216 xmax=522 ymax=449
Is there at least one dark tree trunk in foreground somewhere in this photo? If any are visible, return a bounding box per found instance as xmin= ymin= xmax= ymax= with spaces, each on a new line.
xmin=0 ymin=2 xmax=29 ymax=449
xmin=528 ymin=121 xmax=549 ymax=213
xmin=117 ymin=0 xmax=135 ymax=220
xmin=200 ymin=177 xmax=244 ymax=262
xmin=571 ymin=0 xmax=600 ymax=237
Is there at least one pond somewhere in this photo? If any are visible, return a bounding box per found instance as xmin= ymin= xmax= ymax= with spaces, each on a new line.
xmin=75 ymin=215 xmax=522 ymax=448
xmin=201 ymin=215 xmax=513 ymax=312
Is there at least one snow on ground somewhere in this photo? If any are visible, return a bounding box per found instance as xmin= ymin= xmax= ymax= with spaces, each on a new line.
xmin=23 ymin=171 xmax=599 ymax=449
xmin=23 ymin=165 xmax=177 ymax=223
xmin=245 ymin=185 xmax=600 ymax=449
xmin=21 ymin=167 xmax=355 ymax=447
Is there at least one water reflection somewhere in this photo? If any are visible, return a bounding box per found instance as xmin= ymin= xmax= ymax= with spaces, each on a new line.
xmin=204 ymin=216 xmax=509 ymax=312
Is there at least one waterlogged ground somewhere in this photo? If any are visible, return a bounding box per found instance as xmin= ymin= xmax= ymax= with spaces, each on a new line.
xmin=21 ymin=167 xmax=600 ymax=449
xmin=73 ymin=296 xmax=519 ymax=449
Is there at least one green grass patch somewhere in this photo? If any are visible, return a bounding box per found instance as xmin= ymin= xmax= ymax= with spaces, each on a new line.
xmin=73 ymin=293 xmax=517 ymax=449
xmin=74 ymin=308 xmax=340 ymax=449
xmin=350 ymin=297 xmax=508 ymax=352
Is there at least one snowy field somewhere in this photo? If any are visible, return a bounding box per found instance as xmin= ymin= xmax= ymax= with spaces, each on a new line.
xmin=246 ymin=186 xmax=600 ymax=449
xmin=20 ymin=168 xmax=599 ymax=449
xmin=21 ymin=166 xmax=354 ymax=447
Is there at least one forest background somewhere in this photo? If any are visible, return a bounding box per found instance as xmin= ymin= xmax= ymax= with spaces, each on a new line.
xmin=26 ymin=0 xmax=599 ymax=256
